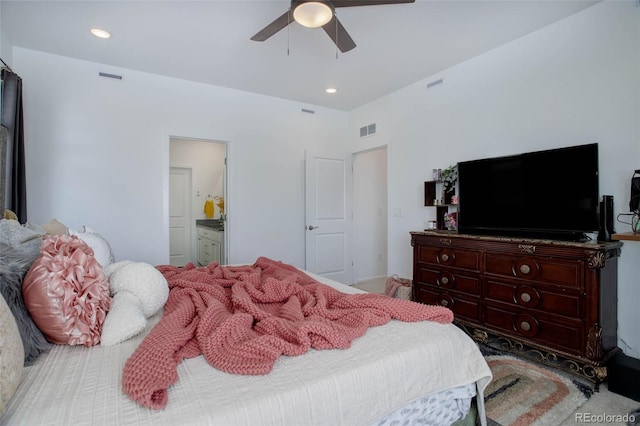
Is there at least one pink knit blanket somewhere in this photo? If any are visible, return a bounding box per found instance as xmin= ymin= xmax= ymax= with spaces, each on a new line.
xmin=122 ymin=257 xmax=453 ymax=409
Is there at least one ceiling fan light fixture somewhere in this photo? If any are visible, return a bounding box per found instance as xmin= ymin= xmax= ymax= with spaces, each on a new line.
xmin=293 ymin=1 xmax=333 ymax=28
xmin=90 ymin=27 xmax=111 ymax=39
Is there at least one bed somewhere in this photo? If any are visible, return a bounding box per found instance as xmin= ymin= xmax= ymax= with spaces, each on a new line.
xmin=1 ymin=242 xmax=492 ymax=426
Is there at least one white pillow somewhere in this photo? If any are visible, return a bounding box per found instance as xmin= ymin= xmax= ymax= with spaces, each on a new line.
xmin=68 ymin=226 xmax=115 ymax=267
xmin=0 ymin=294 xmax=24 ymax=416
xmin=100 ymin=292 xmax=147 ymax=347
xmin=101 ymin=261 xmax=168 ymax=346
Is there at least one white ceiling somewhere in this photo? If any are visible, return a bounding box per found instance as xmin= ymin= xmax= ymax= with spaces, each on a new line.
xmin=1 ymin=0 xmax=599 ymax=111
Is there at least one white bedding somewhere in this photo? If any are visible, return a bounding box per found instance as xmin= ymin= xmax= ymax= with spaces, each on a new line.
xmin=2 ymin=271 xmax=492 ymax=426
xmin=375 ymin=383 xmax=477 ymax=426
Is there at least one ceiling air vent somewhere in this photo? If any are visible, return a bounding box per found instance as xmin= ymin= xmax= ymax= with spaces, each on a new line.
xmin=359 ymin=123 xmax=377 ymax=138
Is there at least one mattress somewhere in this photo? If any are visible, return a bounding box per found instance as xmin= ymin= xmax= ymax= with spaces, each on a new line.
xmin=2 ymin=271 xmax=492 ymax=426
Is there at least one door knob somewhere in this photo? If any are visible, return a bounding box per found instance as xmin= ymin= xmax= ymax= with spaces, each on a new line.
xmin=307 ymin=225 xmax=319 ymax=230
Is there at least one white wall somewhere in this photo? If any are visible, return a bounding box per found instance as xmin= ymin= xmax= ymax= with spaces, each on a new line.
xmin=349 ymin=1 xmax=640 ymax=357
xmin=0 ymin=5 xmax=12 ymax=68
xmin=0 ymin=4 xmax=3 ymax=62
xmin=0 ymin=3 xmax=8 ymax=66
xmin=14 ymin=48 xmax=349 ymax=269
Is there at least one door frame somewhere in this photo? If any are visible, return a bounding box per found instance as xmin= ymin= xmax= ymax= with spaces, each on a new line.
xmin=352 ymin=146 xmax=388 ymax=283
xmin=168 ymin=136 xmax=230 ymax=265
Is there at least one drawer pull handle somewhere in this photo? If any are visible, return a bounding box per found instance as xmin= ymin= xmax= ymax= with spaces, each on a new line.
xmin=441 ymin=277 xmax=449 ymax=285
xmin=520 ymin=321 xmax=531 ymax=331
xmin=520 ymin=292 xmax=531 ymax=303
xmin=520 ymin=264 xmax=531 ymax=274
xmin=441 ymin=254 xmax=450 ymax=262
xmin=440 ymin=299 xmax=449 ymax=307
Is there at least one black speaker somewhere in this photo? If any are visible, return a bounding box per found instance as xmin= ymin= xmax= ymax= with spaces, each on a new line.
xmin=630 ymin=172 xmax=640 ymax=212
xmin=598 ymin=195 xmax=614 ymax=242
xmin=609 ymin=352 xmax=640 ymax=402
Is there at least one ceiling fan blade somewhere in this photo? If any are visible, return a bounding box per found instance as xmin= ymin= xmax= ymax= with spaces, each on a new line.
xmin=332 ymin=0 xmax=415 ymax=7
xmin=250 ymin=10 xmax=292 ymax=42
xmin=322 ymin=16 xmax=356 ymax=53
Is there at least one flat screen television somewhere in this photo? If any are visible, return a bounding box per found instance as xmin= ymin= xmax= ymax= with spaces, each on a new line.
xmin=457 ymin=143 xmax=599 ymax=241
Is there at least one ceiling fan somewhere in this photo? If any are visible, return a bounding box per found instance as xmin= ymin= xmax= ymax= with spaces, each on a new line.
xmin=251 ymin=0 xmax=416 ymax=53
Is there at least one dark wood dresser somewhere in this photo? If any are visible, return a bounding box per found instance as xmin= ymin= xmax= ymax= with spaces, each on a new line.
xmin=411 ymin=230 xmax=623 ymax=386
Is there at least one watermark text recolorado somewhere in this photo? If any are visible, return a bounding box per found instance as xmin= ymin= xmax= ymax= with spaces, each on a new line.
xmin=575 ymin=412 xmax=636 ymax=423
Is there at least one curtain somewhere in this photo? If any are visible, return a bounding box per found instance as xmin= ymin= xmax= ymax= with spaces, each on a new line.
xmin=1 ymin=68 xmax=27 ymax=222
xmin=0 ymin=126 xmax=6 ymax=213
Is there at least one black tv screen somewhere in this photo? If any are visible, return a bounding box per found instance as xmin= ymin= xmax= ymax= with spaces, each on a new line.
xmin=457 ymin=143 xmax=599 ymax=241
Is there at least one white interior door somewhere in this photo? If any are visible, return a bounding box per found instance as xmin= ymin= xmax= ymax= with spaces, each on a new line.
xmin=305 ymin=150 xmax=352 ymax=284
xmin=169 ymin=167 xmax=192 ymax=266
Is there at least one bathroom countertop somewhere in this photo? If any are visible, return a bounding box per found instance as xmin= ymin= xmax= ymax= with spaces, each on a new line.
xmin=196 ymin=219 xmax=224 ymax=231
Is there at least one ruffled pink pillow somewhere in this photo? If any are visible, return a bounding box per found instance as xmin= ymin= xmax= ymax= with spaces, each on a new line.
xmin=22 ymin=235 xmax=111 ymax=346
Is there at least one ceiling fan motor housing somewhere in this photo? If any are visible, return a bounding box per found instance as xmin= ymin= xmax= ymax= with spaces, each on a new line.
xmin=292 ymin=0 xmax=335 ymax=12
xmin=291 ymin=0 xmax=335 ymax=10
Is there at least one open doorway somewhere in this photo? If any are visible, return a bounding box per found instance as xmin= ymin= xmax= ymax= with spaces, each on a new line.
xmin=169 ymin=137 xmax=227 ymax=266
xmin=352 ymin=147 xmax=388 ymax=285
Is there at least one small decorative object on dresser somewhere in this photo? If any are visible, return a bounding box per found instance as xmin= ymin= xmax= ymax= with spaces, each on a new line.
xmin=424 ymin=165 xmax=458 ymax=231
xmin=441 ymin=164 xmax=458 ymax=195
xmin=411 ymin=230 xmax=622 ymax=388
xmin=444 ymin=212 xmax=457 ymax=231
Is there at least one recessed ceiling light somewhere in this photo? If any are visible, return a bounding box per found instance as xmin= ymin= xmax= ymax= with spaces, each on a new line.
xmin=325 ymin=88 xmax=337 ymax=94
xmin=90 ymin=28 xmax=111 ymax=39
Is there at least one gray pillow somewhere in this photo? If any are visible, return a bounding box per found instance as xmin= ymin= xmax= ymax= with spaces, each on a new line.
xmin=0 ymin=243 xmax=51 ymax=363
xmin=0 ymin=219 xmax=42 ymax=258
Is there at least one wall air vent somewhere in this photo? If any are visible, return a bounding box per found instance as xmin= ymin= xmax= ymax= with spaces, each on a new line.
xmin=427 ymin=78 xmax=443 ymax=89
xmin=359 ymin=123 xmax=377 ymax=138
xmin=99 ymin=72 xmax=123 ymax=80
xmin=301 ymin=108 xmax=315 ymax=114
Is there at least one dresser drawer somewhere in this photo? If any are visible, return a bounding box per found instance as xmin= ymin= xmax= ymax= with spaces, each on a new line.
xmin=484 ymin=253 xmax=583 ymax=289
xmin=414 ymin=285 xmax=480 ymax=322
xmin=415 ymin=267 xmax=481 ymax=296
xmin=484 ymin=278 xmax=581 ymax=319
xmin=415 ymin=245 xmax=481 ymax=272
xmin=483 ymin=304 xmax=583 ymax=356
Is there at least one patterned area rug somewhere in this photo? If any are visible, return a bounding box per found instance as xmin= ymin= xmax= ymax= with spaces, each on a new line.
xmin=484 ymin=355 xmax=592 ymax=426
